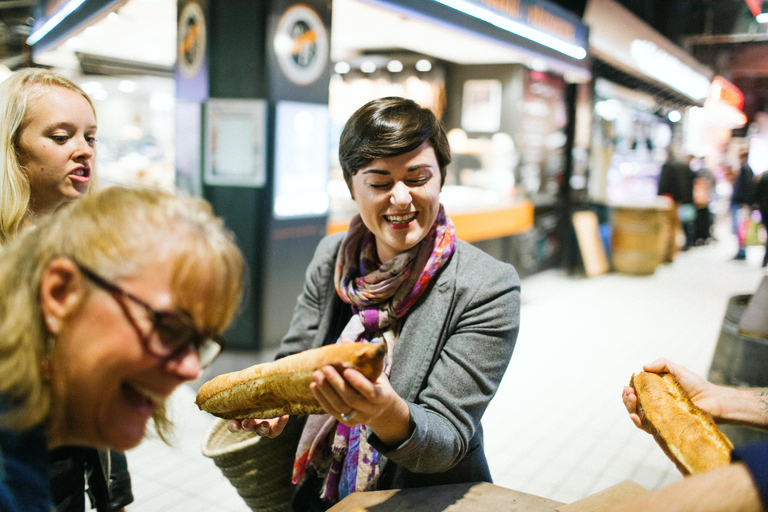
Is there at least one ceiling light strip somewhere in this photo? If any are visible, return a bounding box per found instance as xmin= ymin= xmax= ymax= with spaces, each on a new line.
xmin=27 ymin=0 xmax=88 ymax=46
xmin=431 ymin=0 xmax=587 ymax=60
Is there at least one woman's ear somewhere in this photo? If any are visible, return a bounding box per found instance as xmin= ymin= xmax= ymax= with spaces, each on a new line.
xmin=40 ymin=258 xmax=86 ymax=335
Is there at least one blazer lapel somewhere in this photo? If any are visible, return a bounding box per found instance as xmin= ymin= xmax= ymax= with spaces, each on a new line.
xmin=389 ymin=248 xmax=459 ymax=402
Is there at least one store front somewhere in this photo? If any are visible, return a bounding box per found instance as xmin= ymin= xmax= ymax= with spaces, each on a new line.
xmin=328 ymin=0 xmax=590 ymax=276
xmin=26 ymin=0 xmax=589 ymax=349
xmin=583 ymin=0 xmax=714 ymax=207
xmin=28 ymin=0 xmax=177 ymax=192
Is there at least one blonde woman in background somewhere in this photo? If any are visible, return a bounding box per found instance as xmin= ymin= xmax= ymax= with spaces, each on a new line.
xmin=0 ymin=68 xmax=96 ymax=243
xmin=0 ymin=186 xmax=245 ymax=511
xmin=0 ymin=68 xmax=122 ymax=512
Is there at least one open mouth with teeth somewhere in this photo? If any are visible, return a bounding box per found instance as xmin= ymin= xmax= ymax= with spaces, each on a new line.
xmin=69 ymin=167 xmax=91 ymax=183
xmin=384 ymin=211 xmax=418 ymax=228
xmin=122 ymin=382 xmax=164 ymax=418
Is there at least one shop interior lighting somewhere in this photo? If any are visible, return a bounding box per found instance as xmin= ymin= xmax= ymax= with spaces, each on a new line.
xmin=431 ymin=0 xmax=587 ymax=60
xmin=65 ymin=37 xmax=84 ymax=49
xmin=387 ymin=60 xmax=404 ymax=72
xmin=119 ymin=80 xmax=136 ymax=93
xmin=667 ymin=110 xmax=681 ymax=123
xmin=334 ymin=62 xmax=351 ymax=74
xmin=360 ymin=61 xmax=377 ymax=73
xmin=27 ymin=0 xmax=88 ymax=46
xmin=529 ymin=59 xmax=547 ymax=72
xmin=757 ymin=1 xmax=768 ymax=23
xmin=84 ymin=25 xmax=104 ymax=37
xmin=415 ymin=59 xmax=432 ymax=72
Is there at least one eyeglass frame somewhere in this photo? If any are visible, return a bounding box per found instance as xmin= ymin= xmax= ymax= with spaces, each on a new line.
xmin=73 ymin=261 xmax=225 ymax=368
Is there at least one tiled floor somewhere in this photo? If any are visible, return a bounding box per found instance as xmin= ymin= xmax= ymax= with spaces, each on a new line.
xmin=125 ymin=221 xmax=768 ymax=510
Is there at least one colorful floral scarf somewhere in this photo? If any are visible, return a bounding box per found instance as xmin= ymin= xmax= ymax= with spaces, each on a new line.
xmin=292 ymin=205 xmax=456 ymax=502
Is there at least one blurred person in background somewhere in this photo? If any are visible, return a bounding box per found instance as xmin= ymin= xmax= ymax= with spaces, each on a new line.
xmin=658 ymin=150 xmax=695 ymax=258
xmin=0 ymin=186 xmax=244 ymax=511
xmin=691 ymin=157 xmax=717 ymax=246
xmin=731 ymin=150 xmax=755 ymax=260
xmin=0 ymin=67 xmax=129 ymax=512
xmin=753 ymin=168 xmax=768 ymax=267
xmin=618 ymin=358 xmax=767 ymax=512
xmin=231 ymin=97 xmax=520 ymax=511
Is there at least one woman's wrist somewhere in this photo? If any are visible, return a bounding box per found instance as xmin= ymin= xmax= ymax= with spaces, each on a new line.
xmin=367 ymin=396 xmax=412 ymax=448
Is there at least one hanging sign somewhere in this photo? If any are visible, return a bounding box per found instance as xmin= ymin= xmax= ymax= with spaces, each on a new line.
xmin=178 ymin=1 xmax=207 ymax=79
xmin=273 ymin=4 xmax=329 ymax=86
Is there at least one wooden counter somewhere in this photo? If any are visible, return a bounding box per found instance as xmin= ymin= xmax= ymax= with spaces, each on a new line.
xmin=327 ymin=482 xmax=563 ymax=512
xmin=326 ymin=200 xmax=534 ymax=243
xmin=327 ymin=480 xmax=648 ymax=512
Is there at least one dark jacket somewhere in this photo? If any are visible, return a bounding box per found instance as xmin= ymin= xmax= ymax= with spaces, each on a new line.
xmin=754 ymin=173 xmax=768 ymax=222
xmin=658 ymin=159 xmax=694 ymax=204
xmin=732 ymin=164 xmax=755 ymax=206
xmin=50 ymin=448 xmax=133 ymax=512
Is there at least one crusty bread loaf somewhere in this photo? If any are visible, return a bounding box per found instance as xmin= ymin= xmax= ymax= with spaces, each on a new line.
xmin=195 ymin=343 xmax=386 ymax=420
xmin=631 ymin=371 xmax=733 ymax=475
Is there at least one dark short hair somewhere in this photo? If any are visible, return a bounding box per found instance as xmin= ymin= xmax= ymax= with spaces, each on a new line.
xmin=338 ymin=97 xmax=451 ymax=190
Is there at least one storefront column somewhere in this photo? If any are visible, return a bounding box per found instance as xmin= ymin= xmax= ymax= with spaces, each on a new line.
xmin=175 ymin=0 xmax=332 ymax=350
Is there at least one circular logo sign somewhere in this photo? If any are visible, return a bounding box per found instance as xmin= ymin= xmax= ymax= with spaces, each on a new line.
xmin=273 ymin=5 xmax=329 ymax=86
xmin=177 ymin=2 xmax=206 ymax=79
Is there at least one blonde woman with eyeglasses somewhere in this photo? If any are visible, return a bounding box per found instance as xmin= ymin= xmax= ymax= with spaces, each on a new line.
xmin=0 ymin=186 xmax=244 ymax=511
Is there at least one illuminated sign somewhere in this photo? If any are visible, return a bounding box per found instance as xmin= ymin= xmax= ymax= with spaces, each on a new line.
xmin=707 ymin=76 xmax=744 ymax=111
xmin=629 ymin=39 xmax=711 ymax=101
xmin=433 ymin=0 xmax=587 ymax=60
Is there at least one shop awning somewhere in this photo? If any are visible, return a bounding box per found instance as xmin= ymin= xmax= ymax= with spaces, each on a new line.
xmin=364 ymin=0 xmax=591 ymax=82
xmin=583 ymin=0 xmax=714 ymax=105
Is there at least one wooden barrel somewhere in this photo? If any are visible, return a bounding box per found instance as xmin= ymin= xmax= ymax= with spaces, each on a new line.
xmin=610 ymin=204 xmax=670 ymax=275
xmin=708 ymin=294 xmax=768 ymax=446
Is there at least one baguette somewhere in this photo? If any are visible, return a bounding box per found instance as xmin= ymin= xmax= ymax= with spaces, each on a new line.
xmin=195 ymin=343 xmax=386 ymax=420
xmin=631 ymin=371 xmax=733 ymax=475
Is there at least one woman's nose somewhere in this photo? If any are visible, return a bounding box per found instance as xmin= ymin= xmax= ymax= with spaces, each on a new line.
xmin=390 ymin=182 xmax=412 ymax=208
xmin=164 ymin=346 xmax=202 ymax=381
xmin=74 ymin=137 xmax=95 ymax=159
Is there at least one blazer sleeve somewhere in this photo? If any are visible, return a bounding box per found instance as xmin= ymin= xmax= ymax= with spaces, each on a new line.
xmin=371 ymin=246 xmax=521 ymax=473
xmin=276 ymin=233 xmax=344 ymax=360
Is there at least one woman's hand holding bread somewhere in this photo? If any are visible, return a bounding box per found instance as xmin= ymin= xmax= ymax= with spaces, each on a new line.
xmin=311 ymin=365 xmax=412 ymax=447
xmin=227 ymin=415 xmax=290 ymax=438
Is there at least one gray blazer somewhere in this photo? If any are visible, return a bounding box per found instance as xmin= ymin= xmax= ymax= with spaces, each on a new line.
xmin=278 ymin=233 xmax=520 ymax=489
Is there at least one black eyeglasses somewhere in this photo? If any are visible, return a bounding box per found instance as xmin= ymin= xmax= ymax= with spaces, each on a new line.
xmin=75 ymin=262 xmax=225 ymax=369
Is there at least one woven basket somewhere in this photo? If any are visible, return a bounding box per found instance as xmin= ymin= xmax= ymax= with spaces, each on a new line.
xmin=202 ymin=417 xmax=301 ymax=512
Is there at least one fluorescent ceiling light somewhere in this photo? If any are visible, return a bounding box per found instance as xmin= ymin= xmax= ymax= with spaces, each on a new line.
xmin=27 ymin=0 xmax=88 ymax=46
xmin=416 ymin=59 xmax=432 ymax=72
xmin=334 ymin=61 xmax=351 ymax=74
xmin=630 ymin=40 xmax=711 ymax=101
xmin=431 ymin=0 xmax=587 ymax=60
xmin=387 ymin=59 xmax=404 ymax=72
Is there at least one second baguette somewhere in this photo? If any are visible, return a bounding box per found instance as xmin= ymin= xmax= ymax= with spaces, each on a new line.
xmin=631 ymin=371 xmax=733 ymax=475
xmin=196 ymin=343 xmax=386 ymax=420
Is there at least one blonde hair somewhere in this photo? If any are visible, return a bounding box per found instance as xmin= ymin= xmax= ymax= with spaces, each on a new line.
xmin=0 ymin=68 xmax=96 ymax=244
xmin=0 ymin=187 xmax=244 ymax=440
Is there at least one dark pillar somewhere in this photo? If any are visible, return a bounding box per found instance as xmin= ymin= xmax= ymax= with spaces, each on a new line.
xmin=175 ymin=0 xmax=332 ymax=350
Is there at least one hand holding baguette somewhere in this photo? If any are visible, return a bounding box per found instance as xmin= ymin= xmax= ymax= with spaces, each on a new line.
xmin=622 ymin=358 xmax=724 ymax=431
xmin=630 ymin=370 xmax=732 ymax=475
xmin=196 ymin=343 xmax=386 ymax=420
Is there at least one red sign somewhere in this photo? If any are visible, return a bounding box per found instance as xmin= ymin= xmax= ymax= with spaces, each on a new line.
xmin=707 ymin=76 xmax=744 ymax=111
xmin=745 ymin=0 xmax=762 ymax=16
